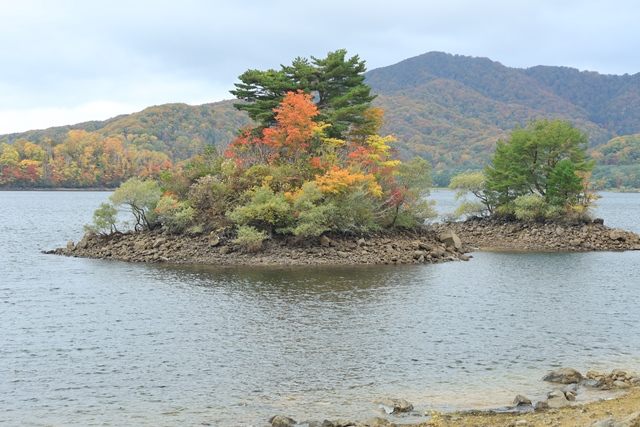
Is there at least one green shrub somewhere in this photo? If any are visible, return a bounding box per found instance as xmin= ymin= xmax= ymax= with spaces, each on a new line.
xmin=84 ymin=202 xmax=118 ymax=235
xmin=233 ymin=225 xmax=268 ymax=252
xmin=513 ymin=194 xmax=549 ymax=221
xmin=155 ymin=195 xmax=195 ymax=233
xmin=227 ymin=185 xmax=293 ymax=231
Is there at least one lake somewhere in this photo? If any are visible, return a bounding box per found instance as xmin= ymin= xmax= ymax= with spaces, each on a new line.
xmin=1 ymin=190 xmax=639 ymax=425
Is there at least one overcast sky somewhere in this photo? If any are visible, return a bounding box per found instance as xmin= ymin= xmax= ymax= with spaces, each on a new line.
xmin=1 ymin=0 xmax=639 ymax=134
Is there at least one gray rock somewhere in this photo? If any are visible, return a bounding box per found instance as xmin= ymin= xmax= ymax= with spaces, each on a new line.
xmin=513 ymin=394 xmax=532 ymax=406
xmin=357 ymin=238 xmax=366 ymax=247
xmin=438 ymin=230 xmax=462 ymax=250
xmin=547 ymin=389 xmax=570 ymax=408
xmin=377 ymin=397 xmax=413 ymax=414
xmin=542 ymin=367 xmax=583 ymax=384
xmin=269 ymin=415 xmax=297 ymax=427
xmin=593 ymin=218 xmax=605 ymax=225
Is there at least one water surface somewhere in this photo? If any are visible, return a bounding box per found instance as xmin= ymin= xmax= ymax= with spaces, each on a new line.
xmin=1 ymin=191 xmax=639 ymax=426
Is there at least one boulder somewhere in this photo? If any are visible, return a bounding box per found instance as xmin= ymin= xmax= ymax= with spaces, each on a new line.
xmin=593 ymin=218 xmax=605 ymax=225
xmin=609 ymin=230 xmax=627 ymax=242
xmin=513 ymin=394 xmax=532 ymax=406
xmin=77 ymin=235 xmax=91 ymax=249
xmin=438 ymin=230 xmax=462 ymax=250
xmin=546 ymin=389 xmax=570 ymax=408
xmin=542 ymin=367 xmax=583 ymax=384
xmin=66 ymin=240 xmax=75 ymax=250
xmin=269 ymin=415 xmax=297 ymax=427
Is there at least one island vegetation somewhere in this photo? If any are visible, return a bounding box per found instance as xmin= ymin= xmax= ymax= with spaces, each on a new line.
xmin=50 ymin=51 xmax=640 ymax=264
xmin=84 ymin=50 xmax=436 ymax=250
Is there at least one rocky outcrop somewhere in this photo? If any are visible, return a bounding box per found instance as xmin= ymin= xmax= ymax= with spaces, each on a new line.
xmin=434 ymin=217 xmax=640 ymax=252
xmin=47 ymin=228 xmax=469 ymax=266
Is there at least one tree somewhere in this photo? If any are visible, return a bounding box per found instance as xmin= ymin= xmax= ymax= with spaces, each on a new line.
xmin=485 ymin=119 xmax=594 ymax=209
xmin=110 ymin=178 xmax=161 ymax=230
xmin=231 ymin=49 xmax=375 ymax=138
xmin=85 ymin=202 xmax=119 ymax=235
xmin=449 ymin=171 xmax=495 ymax=216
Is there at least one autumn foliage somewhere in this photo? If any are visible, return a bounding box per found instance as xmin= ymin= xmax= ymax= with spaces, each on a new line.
xmin=0 ymin=130 xmax=172 ymax=187
xmin=87 ymin=51 xmax=435 ymax=240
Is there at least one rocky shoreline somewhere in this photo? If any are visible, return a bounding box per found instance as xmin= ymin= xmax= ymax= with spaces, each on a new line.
xmin=47 ymin=227 xmax=470 ymax=266
xmin=266 ymin=368 xmax=640 ymax=427
xmin=48 ymin=218 xmax=640 ymax=266
xmin=433 ymin=217 xmax=640 ymax=253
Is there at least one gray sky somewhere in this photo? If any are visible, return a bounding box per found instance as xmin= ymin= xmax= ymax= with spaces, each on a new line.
xmin=1 ymin=0 xmax=639 ymax=134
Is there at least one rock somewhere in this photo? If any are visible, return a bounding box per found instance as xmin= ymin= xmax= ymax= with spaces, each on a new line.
xmin=377 ymin=398 xmax=413 ymax=414
xmin=219 ymin=246 xmax=231 ymax=254
xmin=320 ymin=235 xmax=332 ymax=247
xmin=438 ymin=230 xmax=462 ymax=250
xmin=513 ymin=394 xmax=532 ymax=406
xmin=152 ymin=237 xmax=166 ymax=249
xmin=357 ymin=238 xmax=366 ymax=247
xmin=547 ymin=389 xmax=570 ymax=408
xmin=208 ymin=233 xmax=221 ymax=247
xmin=514 ymin=420 xmax=529 ymax=427
xmin=460 ymin=254 xmax=471 ymax=261
xmin=418 ymin=242 xmax=433 ymax=251
xmin=564 ymin=390 xmax=577 ymax=401
xmin=66 ymin=240 xmax=75 ymax=250
xmin=542 ymin=367 xmax=583 ymax=384
xmin=609 ymin=230 xmax=627 ymax=241
xmin=77 ymin=235 xmax=91 ymax=249
xmin=613 ymin=380 xmax=630 ymax=389
xmin=534 ymin=400 xmax=549 ymax=411
xmin=412 ymin=250 xmax=425 ymax=260
xmin=269 ymin=415 xmax=297 ymax=427
xmin=593 ymin=218 xmax=605 ymax=225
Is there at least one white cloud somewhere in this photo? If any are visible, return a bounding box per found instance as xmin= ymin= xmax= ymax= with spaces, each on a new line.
xmin=1 ymin=0 xmax=639 ymax=134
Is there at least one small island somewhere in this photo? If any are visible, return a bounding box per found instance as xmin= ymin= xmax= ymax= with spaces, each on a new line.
xmin=50 ymin=51 xmax=640 ymax=265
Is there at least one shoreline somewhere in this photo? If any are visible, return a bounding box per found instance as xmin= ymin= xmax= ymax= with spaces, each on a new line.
xmin=48 ymin=219 xmax=640 ymax=266
xmin=266 ymin=368 xmax=640 ymax=427
xmin=47 ymin=227 xmax=470 ymax=266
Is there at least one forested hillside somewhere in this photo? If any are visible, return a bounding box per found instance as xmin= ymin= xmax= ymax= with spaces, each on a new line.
xmin=367 ymin=52 xmax=640 ymax=185
xmin=0 ymin=101 xmax=249 ymax=187
xmin=2 ymin=52 xmax=640 ymax=188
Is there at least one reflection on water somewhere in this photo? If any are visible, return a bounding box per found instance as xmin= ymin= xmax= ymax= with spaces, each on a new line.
xmin=0 ymin=191 xmax=639 ymax=425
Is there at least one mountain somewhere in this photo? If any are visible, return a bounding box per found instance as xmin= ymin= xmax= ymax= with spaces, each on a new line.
xmin=2 ymin=52 xmax=640 ymax=188
xmin=366 ymin=52 xmax=640 ymax=184
xmin=1 ymin=100 xmax=250 ymax=160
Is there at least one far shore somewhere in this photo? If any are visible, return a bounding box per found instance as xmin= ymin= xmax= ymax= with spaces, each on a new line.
xmin=0 ymin=187 xmax=115 ymax=192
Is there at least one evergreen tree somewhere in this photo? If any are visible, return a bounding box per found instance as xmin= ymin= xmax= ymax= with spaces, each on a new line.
xmin=230 ymin=49 xmax=375 ymax=138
